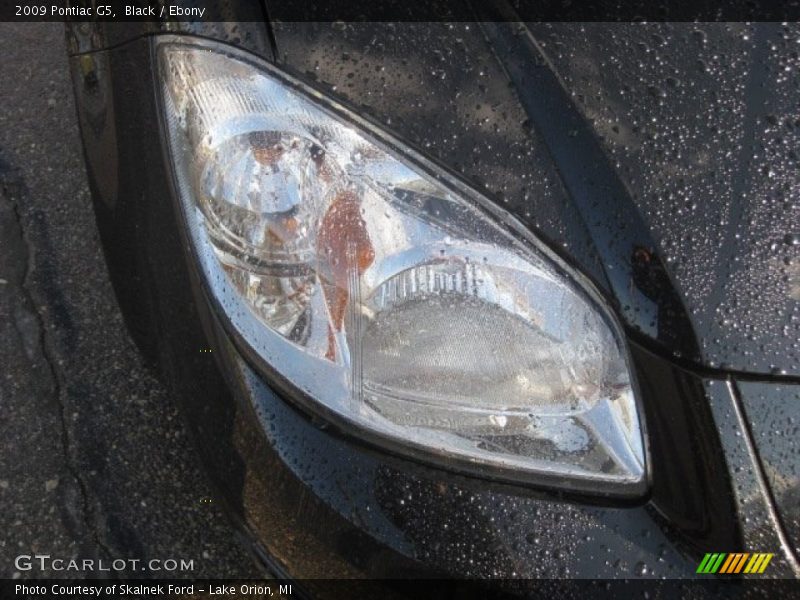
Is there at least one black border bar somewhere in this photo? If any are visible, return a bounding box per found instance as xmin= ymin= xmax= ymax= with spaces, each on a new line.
xmin=6 ymin=0 xmax=800 ymax=22
xmin=3 ymin=578 xmax=798 ymax=600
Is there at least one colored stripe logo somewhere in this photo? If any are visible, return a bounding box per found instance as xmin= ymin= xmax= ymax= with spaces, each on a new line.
xmin=696 ymin=553 xmax=773 ymax=574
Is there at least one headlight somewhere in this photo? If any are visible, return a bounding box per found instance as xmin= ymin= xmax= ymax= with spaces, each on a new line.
xmin=157 ymin=37 xmax=646 ymax=495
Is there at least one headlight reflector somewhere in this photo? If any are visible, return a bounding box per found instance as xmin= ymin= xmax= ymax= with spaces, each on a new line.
xmin=158 ymin=38 xmax=646 ymax=494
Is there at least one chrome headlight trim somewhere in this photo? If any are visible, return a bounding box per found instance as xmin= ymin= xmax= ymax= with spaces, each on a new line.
xmin=154 ymin=35 xmax=649 ymax=497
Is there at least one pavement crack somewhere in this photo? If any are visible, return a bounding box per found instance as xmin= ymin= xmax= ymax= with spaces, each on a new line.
xmin=1 ymin=169 xmax=116 ymax=564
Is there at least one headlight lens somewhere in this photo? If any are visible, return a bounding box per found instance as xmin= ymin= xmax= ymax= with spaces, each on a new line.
xmin=158 ymin=38 xmax=646 ymax=494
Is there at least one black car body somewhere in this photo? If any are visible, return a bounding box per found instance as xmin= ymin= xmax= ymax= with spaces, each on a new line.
xmin=65 ymin=9 xmax=800 ymax=590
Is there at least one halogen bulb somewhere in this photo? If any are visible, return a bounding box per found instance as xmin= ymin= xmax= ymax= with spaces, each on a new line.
xmin=198 ymin=132 xmax=331 ymax=266
xmin=197 ymin=132 xmax=341 ymax=335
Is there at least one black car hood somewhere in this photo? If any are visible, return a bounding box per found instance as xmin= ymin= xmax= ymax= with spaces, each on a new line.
xmin=525 ymin=22 xmax=800 ymax=378
xmin=272 ymin=21 xmax=800 ymax=378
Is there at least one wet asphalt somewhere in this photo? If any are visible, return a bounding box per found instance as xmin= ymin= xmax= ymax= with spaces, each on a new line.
xmin=0 ymin=23 xmax=263 ymax=579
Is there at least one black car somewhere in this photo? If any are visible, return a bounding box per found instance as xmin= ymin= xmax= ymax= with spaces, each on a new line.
xmin=65 ymin=9 xmax=800 ymax=591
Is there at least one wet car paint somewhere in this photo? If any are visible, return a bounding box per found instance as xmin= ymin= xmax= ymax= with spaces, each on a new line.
xmin=64 ymin=16 xmax=800 ymax=582
xmin=525 ymin=22 xmax=800 ymax=378
xmin=736 ymin=381 xmax=800 ymax=556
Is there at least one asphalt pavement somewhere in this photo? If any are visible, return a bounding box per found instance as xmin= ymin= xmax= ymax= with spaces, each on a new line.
xmin=0 ymin=23 xmax=262 ymax=579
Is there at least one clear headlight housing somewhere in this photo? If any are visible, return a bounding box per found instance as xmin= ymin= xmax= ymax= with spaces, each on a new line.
xmin=157 ymin=37 xmax=646 ymax=495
